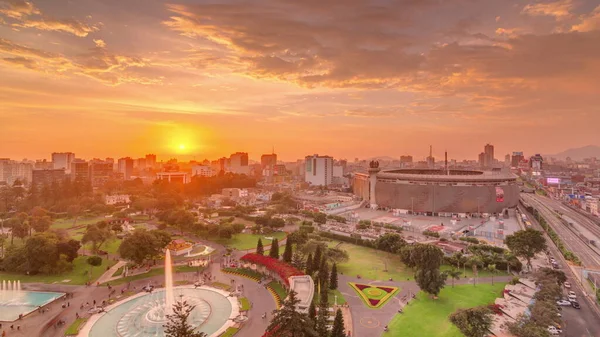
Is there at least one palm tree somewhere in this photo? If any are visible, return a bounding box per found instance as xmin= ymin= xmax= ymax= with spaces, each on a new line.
xmin=504 ymin=251 xmax=516 ymax=274
xmin=469 ymin=255 xmax=483 ymax=287
xmin=487 ymin=264 xmax=497 ymax=285
xmin=445 ymin=268 xmax=462 ymax=288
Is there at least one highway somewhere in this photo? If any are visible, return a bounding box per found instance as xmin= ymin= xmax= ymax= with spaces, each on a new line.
xmin=521 ymin=193 xmax=600 ymax=268
xmin=519 ymin=195 xmax=600 ymax=336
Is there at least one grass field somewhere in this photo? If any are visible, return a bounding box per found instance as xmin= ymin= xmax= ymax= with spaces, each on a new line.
xmin=84 ymin=238 xmax=122 ymax=255
xmin=0 ymin=256 xmax=116 ymax=285
xmin=220 ymin=327 xmax=240 ymax=337
xmin=268 ymin=281 xmax=288 ymax=301
xmin=239 ymin=297 xmax=251 ymax=311
xmin=383 ymin=283 xmax=505 ymax=337
xmin=64 ymin=317 xmax=88 ymax=335
xmin=313 ymin=288 xmax=347 ymax=306
xmin=214 ymin=232 xmax=287 ymax=251
xmin=328 ymin=241 xmax=414 ymax=281
xmin=106 ymin=267 xmax=165 ymax=285
xmin=51 ymin=216 xmax=106 ymax=230
xmin=327 ymin=241 xmax=506 ymax=281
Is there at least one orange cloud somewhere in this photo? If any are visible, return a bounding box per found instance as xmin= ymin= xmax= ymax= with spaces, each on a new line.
xmin=0 ymin=0 xmax=39 ymax=19
xmin=571 ymin=5 xmax=600 ymax=32
xmin=521 ymin=0 xmax=574 ymax=20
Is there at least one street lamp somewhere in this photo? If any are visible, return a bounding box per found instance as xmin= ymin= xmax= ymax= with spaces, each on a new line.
xmin=411 ymin=197 xmax=415 ymax=215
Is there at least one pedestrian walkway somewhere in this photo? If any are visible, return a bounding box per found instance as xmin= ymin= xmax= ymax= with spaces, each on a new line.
xmin=97 ymin=260 xmax=128 ymax=284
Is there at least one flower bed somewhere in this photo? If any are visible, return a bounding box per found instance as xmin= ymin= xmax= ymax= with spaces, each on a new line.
xmin=349 ymin=282 xmax=399 ymax=309
xmin=240 ymin=253 xmax=304 ymax=286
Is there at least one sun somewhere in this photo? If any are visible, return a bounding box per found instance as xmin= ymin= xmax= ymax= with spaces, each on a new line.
xmin=179 ymin=144 xmax=186 ymax=150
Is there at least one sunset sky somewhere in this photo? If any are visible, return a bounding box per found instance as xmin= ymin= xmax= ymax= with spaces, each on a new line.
xmin=1 ymin=0 xmax=599 ymax=162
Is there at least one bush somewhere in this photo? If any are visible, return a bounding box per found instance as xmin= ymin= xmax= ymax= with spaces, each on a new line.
xmin=510 ymin=277 xmax=520 ymax=285
xmin=422 ymin=230 xmax=440 ymax=238
xmin=459 ymin=237 xmax=479 ymax=244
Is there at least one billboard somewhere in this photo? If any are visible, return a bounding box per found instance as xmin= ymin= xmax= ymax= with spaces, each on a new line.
xmin=547 ymin=177 xmax=561 ymax=184
xmin=496 ymin=187 xmax=504 ymax=202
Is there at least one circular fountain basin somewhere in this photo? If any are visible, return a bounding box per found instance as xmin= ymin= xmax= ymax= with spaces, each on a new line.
xmin=84 ymin=286 xmax=237 ymax=337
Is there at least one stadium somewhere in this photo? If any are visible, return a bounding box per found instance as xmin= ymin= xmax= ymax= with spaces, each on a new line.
xmin=353 ymin=167 xmax=519 ymax=215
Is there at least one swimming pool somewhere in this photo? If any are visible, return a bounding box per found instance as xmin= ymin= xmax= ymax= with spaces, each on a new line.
xmin=0 ymin=291 xmax=65 ymax=322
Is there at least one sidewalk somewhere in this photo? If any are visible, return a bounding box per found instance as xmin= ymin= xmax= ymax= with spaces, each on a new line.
xmin=97 ymin=260 xmax=127 ymax=284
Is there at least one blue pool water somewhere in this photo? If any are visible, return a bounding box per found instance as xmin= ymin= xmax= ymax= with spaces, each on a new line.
xmin=89 ymin=288 xmax=232 ymax=337
xmin=0 ymin=291 xmax=65 ymax=321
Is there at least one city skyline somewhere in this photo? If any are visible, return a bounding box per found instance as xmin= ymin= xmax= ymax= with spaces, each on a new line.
xmin=1 ymin=0 xmax=600 ymax=161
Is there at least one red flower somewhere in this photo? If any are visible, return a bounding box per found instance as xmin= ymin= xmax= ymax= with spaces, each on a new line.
xmin=369 ymin=298 xmax=380 ymax=306
xmin=354 ymin=283 xmax=370 ymax=291
xmin=379 ymin=287 xmax=395 ymax=293
xmin=240 ymin=253 xmax=304 ymax=286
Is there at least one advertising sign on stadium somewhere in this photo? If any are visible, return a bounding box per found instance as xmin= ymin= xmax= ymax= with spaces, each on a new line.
xmin=547 ymin=177 xmax=561 ymax=184
xmin=496 ymin=187 xmax=504 ymax=202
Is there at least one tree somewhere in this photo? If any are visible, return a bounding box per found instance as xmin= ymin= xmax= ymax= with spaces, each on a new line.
xmin=449 ymin=306 xmax=493 ymax=337
xmin=318 ymin=257 xmax=329 ymax=289
xmin=57 ymin=239 xmax=81 ymax=262
xmin=468 ymin=255 xmax=483 ymax=287
xmin=312 ymin=244 xmax=322 ymax=272
xmin=330 ymin=308 xmax=346 ymax=337
xmin=256 ymin=238 xmax=264 ymax=255
xmin=375 ymin=233 xmax=406 ymax=253
xmin=445 ymin=268 xmax=462 ymax=288
xmin=505 ymin=229 xmax=547 ymax=271
xmin=30 ymin=215 xmax=52 ymax=233
xmin=411 ymin=244 xmax=446 ymax=297
xmin=86 ymin=255 xmax=102 ymax=280
xmin=164 ymin=300 xmax=207 ymax=337
xmin=538 ymin=267 xmax=567 ymax=286
xmin=82 ymin=224 xmax=111 ymax=253
xmin=313 ymin=212 xmax=327 ymax=225
xmin=119 ymin=230 xmax=168 ymax=265
xmin=315 ymin=295 xmax=329 ymax=337
xmin=282 ymin=238 xmax=293 ymax=263
xmin=11 ymin=221 xmax=29 ymax=242
xmin=291 ymin=252 xmax=305 ymax=271
xmin=487 ymin=264 xmax=497 ymax=285
xmin=330 ymin=262 xmax=339 ymax=290
xmin=266 ymin=290 xmax=318 ymax=337
xmin=308 ymin=301 xmax=317 ymax=329
xmin=305 ymin=253 xmax=313 ymax=275
xmin=25 ymin=233 xmax=59 ymax=273
xmin=269 ymin=238 xmax=280 ymax=259
xmin=66 ymin=204 xmax=82 ymax=226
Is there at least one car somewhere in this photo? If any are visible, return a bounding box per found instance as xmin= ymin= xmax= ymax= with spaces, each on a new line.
xmin=564 ymin=282 xmax=571 ymax=289
xmin=556 ymin=300 xmax=571 ymax=306
xmin=572 ymin=301 xmax=581 ymax=309
xmin=568 ymin=291 xmax=576 ymax=297
xmin=568 ymin=295 xmax=577 ymax=302
xmin=548 ymin=326 xmax=562 ymax=335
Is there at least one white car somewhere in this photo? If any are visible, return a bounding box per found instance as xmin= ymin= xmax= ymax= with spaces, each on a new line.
xmin=556 ymin=300 xmax=571 ymax=306
xmin=568 ymin=295 xmax=577 ymax=302
xmin=568 ymin=291 xmax=576 ymax=297
xmin=564 ymin=282 xmax=571 ymax=289
xmin=548 ymin=326 xmax=562 ymax=335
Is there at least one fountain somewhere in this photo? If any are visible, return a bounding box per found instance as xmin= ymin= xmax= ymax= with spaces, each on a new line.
xmin=85 ymin=248 xmax=239 ymax=337
xmin=0 ymin=279 xmax=64 ymax=321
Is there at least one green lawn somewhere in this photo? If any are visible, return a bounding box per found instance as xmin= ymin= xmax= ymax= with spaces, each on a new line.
xmin=64 ymin=317 xmax=88 ymax=335
xmin=383 ymin=283 xmax=505 ymax=337
xmin=0 ymin=256 xmax=116 ymax=285
xmin=52 ymin=216 xmax=106 ymax=230
xmin=105 ymin=267 xmax=165 ymax=286
xmin=220 ymin=327 xmax=240 ymax=337
xmin=327 ymin=241 xmax=414 ymax=281
xmin=214 ymin=232 xmax=287 ymax=251
xmin=84 ymin=238 xmax=122 ymax=255
xmin=239 ymin=297 xmax=251 ymax=311
xmin=268 ymin=281 xmax=287 ymax=300
xmin=313 ymin=288 xmax=347 ymax=306
xmin=440 ymin=265 xmax=508 ymax=279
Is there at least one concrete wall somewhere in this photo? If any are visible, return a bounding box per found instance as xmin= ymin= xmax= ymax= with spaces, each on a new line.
xmin=374 ymin=182 xmax=519 ymax=214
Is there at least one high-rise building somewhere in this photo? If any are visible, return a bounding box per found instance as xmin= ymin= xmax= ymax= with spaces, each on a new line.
xmin=304 ymin=154 xmax=333 ymax=186
xmin=145 ymin=154 xmax=156 ymax=168
xmin=35 ymin=159 xmax=53 ymax=170
xmin=32 ymin=168 xmax=65 ymax=187
xmin=90 ymin=161 xmax=113 ymax=188
xmin=192 ymin=165 xmax=214 ymax=177
xmin=52 ymin=152 xmax=75 ymax=174
xmin=117 ymin=157 xmax=134 ymax=180
xmin=400 ymin=155 xmax=413 ymax=163
xmin=261 ymin=153 xmax=277 ymax=181
xmin=0 ymin=159 xmax=33 ymax=185
xmin=504 ymin=154 xmax=511 ymax=166
xmin=530 ymin=154 xmax=544 ymax=171
xmin=135 ymin=158 xmax=147 ymax=170
xmin=484 ymin=144 xmax=494 ymax=168
xmin=229 ymin=152 xmax=249 ymax=174
xmin=478 ymin=152 xmax=485 ymax=168
xmin=426 ymin=146 xmax=435 ymax=168
xmin=511 ymin=152 xmax=524 ymax=168
xmin=70 ymin=160 xmax=89 ymax=181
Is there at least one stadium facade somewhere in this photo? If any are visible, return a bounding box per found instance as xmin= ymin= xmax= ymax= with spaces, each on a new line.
xmin=353 ymin=163 xmax=519 ymax=215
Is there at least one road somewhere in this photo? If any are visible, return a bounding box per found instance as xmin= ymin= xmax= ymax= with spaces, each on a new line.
xmin=520 ymin=196 xmax=600 ymax=337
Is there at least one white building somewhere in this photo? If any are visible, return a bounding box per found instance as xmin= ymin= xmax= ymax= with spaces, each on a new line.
xmin=156 ymin=172 xmax=190 ymax=184
xmin=229 ymin=152 xmax=250 ymax=175
xmin=304 ymin=154 xmax=333 ymax=186
xmin=192 ymin=165 xmax=215 ymax=177
xmin=105 ymin=194 xmax=131 ymax=205
xmin=0 ymin=159 xmax=33 ymax=185
xmin=587 ymin=198 xmax=599 ymax=216
xmin=52 ymin=152 xmax=75 ymax=174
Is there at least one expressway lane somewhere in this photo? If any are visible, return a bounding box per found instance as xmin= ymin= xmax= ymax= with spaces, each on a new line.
xmin=521 ymin=193 xmax=600 ymax=268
